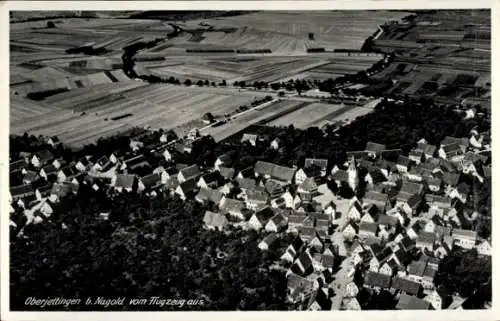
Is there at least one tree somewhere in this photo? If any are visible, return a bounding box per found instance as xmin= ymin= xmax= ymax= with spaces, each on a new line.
xmin=184 ymin=79 xmax=192 ymax=86
xmin=46 ymin=21 xmax=56 ymax=28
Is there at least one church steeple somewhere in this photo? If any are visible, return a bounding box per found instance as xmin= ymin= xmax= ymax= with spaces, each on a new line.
xmin=347 ymin=156 xmax=358 ymax=192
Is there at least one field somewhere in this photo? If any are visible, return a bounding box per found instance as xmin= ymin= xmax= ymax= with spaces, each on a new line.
xmin=10 ymin=11 xmax=409 ymax=147
xmin=10 ymin=84 xmax=271 ymax=147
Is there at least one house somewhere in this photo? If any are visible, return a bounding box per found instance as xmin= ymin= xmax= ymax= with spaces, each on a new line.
xmin=396 ymin=193 xmax=421 ymax=217
xmin=177 ymin=164 xmax=202 ymax=183
xmin=162 ymin=149 xmax=173 ymax=162
xmin=416 ymin=231 xmax=436 ymax=251
xmin=345 ymin=282 xmax=359 ymax=298
xmin=298 ymin=226 xmax=317 ymax=242
xmin=414 ymin=142 xmax=436 ymax=159
xmin=425 ymin=176 xmax=442 ymax=192
xmin=396 ymin=155 xmax=411 ymax=173
xmin=254 ymin=161 xmax=296 ymax=183
xmin=175 ymin=179 xmax=198 ymax=200
xmin=476 ymin=239 xmax=492 ymax=256
xmin=219 ymin=197 xmax=246 ymax=220
xmin=396 ymin=293 xmax=431 ymax=310
xmin=348 ymin=200 xmax=363 ymax=221
xmin=264 ymin=179 xmax=286 ymax=199
xmin=9 ymin=159 xmax=28 ymax=173
xmin=452 ymin=229 xmax=477 ymax=249
xmin=197 ymin=171 xmax=224 ymax=189
xmin=304 ymin=158 xmax=328 ymax=176
xmin=245 ymin=189 xmax=269 ymax=210
xmin=281 ymin=236 xmax=304 ymax=262
xmin=365 ymin=142 xmax=386 ymax=158
xmin=202 ymin=210 xmax=228 ymax=231
xmin=359 ymin=221 xmax=378 ymax=238
xmin=56 ymin=166 xmax=78 ymax=183
xmin=35 ymin=184 xmax=52 ymax=200
xmin=75 ymin=157 xmax=92 ymax=172
xmin=195 ymin=187 xmax=224 ymax=205
xmin=288 ymin=212 xmax=307 ymax=232
xmin=40 ymin=164 xmax=58 ymax=180
xmin=363 ymin=271 xmax=391 ymax=291
xmin=49 ymin=181 xmax=79 ymax=202
xmin=286 ymin=273 xmax=316 ymax=304
xmin=442 ymin=172 xmax=460 ymax=188
xmin=391 ymin=277 xmax=421 ymax=296
xmin=112 ymin=174 xmax=137 ymax=193
xmin=218 ymin=166 xmax=235 ymax=181
xmin=129 ymin=139 xmax=144 ymax=151
xmin=363 ymin=190 xmax=389 ymax=213
xmin=424 ymin=290 xmax=443 ymax=310
xmin=258 ymin=233 xmax=279 ymax=251
xmin=449 ymin=182 xmax=469 ymax=203
xmin=438 ymin=143 xmax=464 ymax=160
xmin=138 ymin=173 xmax=162 ymax=193
xmin=291 ymin=251 xmax=314 ymax=277
xmin=265 ymin=213 xmax=288 ymax=232
xmin=309 ymin=288 xmax=331 ymax=310
xmin=92 ymin=156 xmax=111 ymax=172
xmin=22 ymin=170 xmax=39 ymax=185
xmin=214 ymin=153 xmax=233 ymax=170
xmin=409 ymin=150 xmax=424 ymax=165
xmin=31 ymin=150 xmax=54 ymax=167
xmin=297 ymin=177 xmax=318 ymax=194
xmin=270 ymin=137 xmax=281 ymax=150
xmin=241 ymin=133 xmax=258 ymax=146
xmin=52 ymin=158 xmax=66 ymax=170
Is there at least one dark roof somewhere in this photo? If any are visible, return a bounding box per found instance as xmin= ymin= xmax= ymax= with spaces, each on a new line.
xmin=294 ymin=251 xmax=313 ymax=276
xmin=359 ymin=221 xmax=378 ymax=234
xmin=178 ymin=178 xmax=198 ymax=194
xmin=397 ymin=155 xmax=411 ymax=167
xmin=35 ymin=150 xmax=54 ymax=163
xmin=115 ymin=174 xmax=136 ymax=189
xmin=179 ymin=164 xmax=202 ymax=180
xmin=254 ymin=161 xmax=296 ymax=182
xmin=313 ymin=288 xmax=332 ymax=310
xmin=377 ymin=214 xmax=398 ymax=226
xmin=364 ymin=271 xmax=391 ymax=288
xmin=10 ymin=184 xmax=34 ymax=197
xmin=400 ymin=180 xmax=424 ymax=196
xmin=140 ymin=173 xmax=161 ymax=189
xmin=396 ymin=294 xmax=431 ymax=310
xmin=416 ymin=143 xmax=436 ymax=155
xmin=331 ymin=170 xmax=348 ymax=182
xmin=199 ymin=171 xmax=224 ymax=186
xmin=442 ymin=143 xmax=463 ymax=155
xmin=442 ymin=172 xmax=460 ymax=186
xmin=456 ymin=182 xmax=470 ymax=195
xmin=42 ymin=164 xmax=58 ymax=175
xmin=366 ymin=142 xmax=386 ymax=153
xmin=400 ymin=236 xmax=416 ymax=251
xmin=394 ymin=249 xmax=412 ymax=265
xmin=10 ymin=159 xmax=28 ymax=172
xmin=269 ymin=213 xmax=287 ymax=227
xmin=304 ymin=158 xmax=328 ymax=171
xmin=391 ymin=277 xmax=421 ymax=295
xmin=408 ymin=260 xmax=427 ymax=277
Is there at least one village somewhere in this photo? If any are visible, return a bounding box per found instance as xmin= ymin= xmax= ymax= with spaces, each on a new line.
xmin=8 ymin=109 xmax=492 ymax=310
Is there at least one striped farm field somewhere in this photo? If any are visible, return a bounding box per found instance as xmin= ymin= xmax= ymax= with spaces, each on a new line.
xmin=267 ymin=102 xmax=346 ymax=129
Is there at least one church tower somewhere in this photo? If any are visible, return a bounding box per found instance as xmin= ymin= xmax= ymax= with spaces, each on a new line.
xmin=347 ymin=155 xmax=358 ymax=192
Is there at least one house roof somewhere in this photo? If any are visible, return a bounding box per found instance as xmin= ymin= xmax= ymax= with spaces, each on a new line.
xmin=178 ymin=178 xmax=198 ymax=194
xmin=331 ymin=169 xmax=348 ymax=182
xmin=196 ymin=187 xmax=224 ymax=204
xmin=254 ymin=161 xmax=296 ymax=182
xmin=247 ymin=189 xmax=269 ymax=203
xmin=417 ymin=231 xmax=436 ymax=244
xmin=456 ymin=182 xmax=470 ymax=195
xmin=299 ymin=177 xmax=318 ymax=192
xmin=264 ymin=179 xmax=285 ymax=194
xmin=416 ymin=143 xmax=436 ymax=156
xmin=425 ymin=194 xmax=452 ymax=207
xmin=377 ymin=214 xmax=398 ymax=226
xmin=51 ymin=181 xmax=78 ymax=197
xmin=442 ymin=143 xmax=463 ymax=155
xmin=366 ymin=142 xmax=386 ymax=153
xmin=364 ymin=271 xmax=391 ymax=288
xmin=359 ymin=221 xmax=378 ymax=234
xmin=216 ymin=153 xmax=233 ymax=166
xmin=260 ymin=233 xmax=279 ymax=247
xmin=269 ymin=213 xmax=287 ymax=227
xmin=241 ymin=133 xmax=258 ymax=142
xmin=203 ymin=211 xmax=228 ymax=229
xmin=35 ymin=150 xmax=54 ymax=163
xmin=200 ymin=171 xmax=224 ymax=186
xmin=396 ymin=294 xmax=431 ymax=310
xmin=179 ymin=164 xmax=202 ymax=180
xmin=397 ymin=155 xmax=411 ymax=167
xmin=364 ymin=190 xmax=388 ymax=205
xmin=408 ymin=260 xmax=427 ymax=277
xmin=304 ymin=158 xmax=328 ymax=171
xmin=24 ymin=170 xmax=39 ymax=182
xmin=235 ymin=177 xmax=257 ymax=190
xmin=10 ymin=184 xmax=34 ymax=197
xmin=441 ymin=136 xmax=468 ymax=147
xmin=140 ymin=173 xmax=161 ymax=189
xmin=10 ymin=159 xmax=28 ymax=172
xmin=218 ymin=166 xmax=235 ymax=180
xmin=391 ymin=278 xmax=421 ymax=295
xmin=115 ymin=174 xmax=136 ymax=189
xmin=452 ymin=228 xmax=477 ymax=240
xmin=442 ymin=172 xmax=460 ymax=186
xmin=42 ymin=164 xmax=58 ymax=175
xmin=219 ymin=198 xmax=246 ymax=214
xmin=400 ymin=180 xmax=424 ymax=196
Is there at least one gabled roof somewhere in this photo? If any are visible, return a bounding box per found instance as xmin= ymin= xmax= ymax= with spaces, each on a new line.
xmin=366 ymin=142 xmax=386 ymax=153
xmin=400 ymin=180 xmax=424 ymax=196
xmin=218 ymin=166 xmax=235 ymax=180
xmin=408 ymin=260 xmax=427 ymax=277
xmin=391 ymin=278 xmax=421 ymax=295
xmin=199 ymin=171 xmax=224 ymax=185
xmin=364 ymin=190 xmax=388 ymax=205
xmin=254 ymin=161 xmax=296 ymax=182
xmin=115 ymin=174 xmax=136 ymax=189
xmin=247 ymin=189 xmax=269 ymax=203
xmin=10 ymin=184 xmax=34 ymax=197
xmin=417 ymin=231 xmax=436 ymax=244
xmin=42 ymin=164 xmax=58 ymax=175
xmin=235 ymin=177 xmax=257 ymax=190
xmin=178 ymin=178 xmax=198 ymax=194
xmin=416 ymin=143 xmax=436 ymax=156
xmin=359 ymin=221 xmax=378 ymax=234
xmin=34 ymin=150 xmax=54 ymax=163
xmin=442 ymin=172 xmax=460 ymax=186
xmin=268 ymin=213 xmax=287 ymax=227
xmin=331 ymin=169 xmax=348 ymax=182
xmin=260 ymin=233 xmax=279 ymax=247
xmin=364 ymin=271 xmax=391 ymax=288
xmin=299 ymin=177 xmax=318 ymax=192
xmin=397 ymin=155 xmax=411 ymax=167
xmin=377 ymin=214 xmax=398 ymax=226
xmin=396 ymin=294 xmax=431 ymax=310
xmin=304 ymin=158 xmax=328 ymax=171
xmin=179 ymin=164 xmax=202 ymax=180
xmin=10 ymin=159 xmax=28 ymax=172
xmin=196 ymin=187 xmax=224 ymax=204
xmin=140 ymin=173 xmax=161 ymax=189
xmin=203 ymin=211 xmax=228 ymax=229
xmin=219 ymin=198 xmax=246 ymax=214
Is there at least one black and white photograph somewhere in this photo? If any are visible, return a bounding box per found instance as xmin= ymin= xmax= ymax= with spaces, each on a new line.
xmin=2 ymin=2 xmax=494 ymax=317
